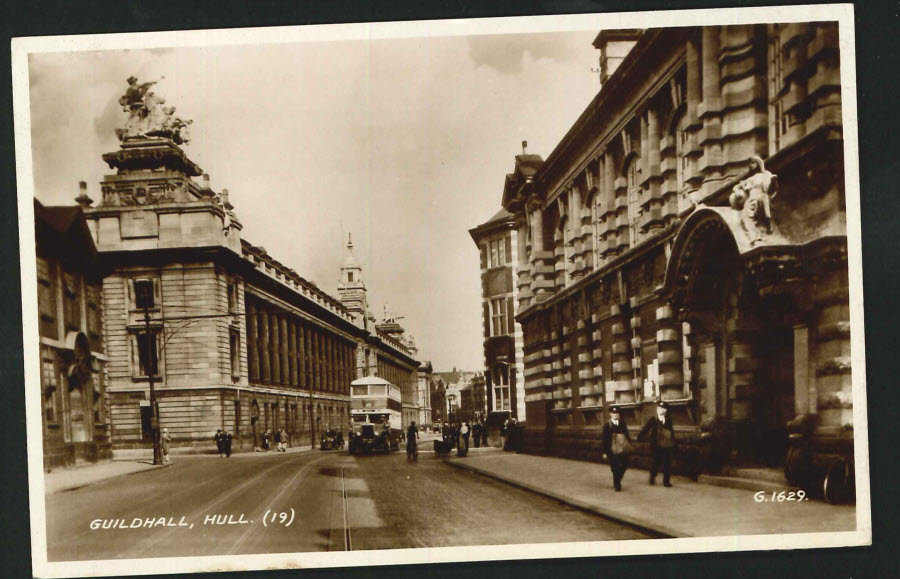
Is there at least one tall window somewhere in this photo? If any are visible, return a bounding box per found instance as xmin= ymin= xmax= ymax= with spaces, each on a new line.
xmin=488 ymin=238 xmax=507 ymax=267
xmin=492 ymin=365 xmax=510 ymax=412
xmin=227 ymin=280 xmax=239 ymax=313
xmin=230 ymin=328 xmax=241 ymax=379
xmin=62 ymin=272 xmax=79 ymax=332
xmin=490 ymin=298 xmax=508 ymax=337
xmin=131 ymin=277 xmax=159 ymax=310
xmin=41 ymin=347 xmax=58 ymax=423
xmin=133 ymin=331 xmax=160 ymax=377
xmin=37 ymin=257 xmax=58 ymax=338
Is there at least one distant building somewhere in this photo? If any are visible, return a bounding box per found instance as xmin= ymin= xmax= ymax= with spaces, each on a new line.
xmin=430 ymin=377 xmax=447 ymax=425
xmin=35 ymin=197 xmax=111 ymax=469
xmin=486 ymin=24 xmax=852 ymax=493
xmin=416 ymin=361 xmax=434 ymax=426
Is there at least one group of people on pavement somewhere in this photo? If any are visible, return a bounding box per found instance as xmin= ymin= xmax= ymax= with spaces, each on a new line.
xmin=602 ymin=401 xmax=676 ymax=491
xmin=259 ymin=429 xmax=289 ymax=452
xmin=214 ymin=429 xmax=234 ymax=458
xmin=440 ymin=420 xmax=488 ymax=457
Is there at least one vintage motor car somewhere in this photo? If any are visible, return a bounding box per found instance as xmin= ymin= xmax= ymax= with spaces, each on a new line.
xmin=320 ymin=429 xmax=344 ymax=451
xmin=348 ymin=422 xmax=394 ymax=455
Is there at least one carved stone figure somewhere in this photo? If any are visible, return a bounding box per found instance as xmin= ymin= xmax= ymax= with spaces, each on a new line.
xmin=116 ymin=76 xmax=193 ymax=144
xmin=729 ymin=156 xmax=779 ymax=246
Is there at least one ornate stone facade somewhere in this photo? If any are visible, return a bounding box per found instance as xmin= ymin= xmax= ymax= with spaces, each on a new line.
xmin=492 ymin=24 xmax=851 ymax=494
xmin=35 ymin=199 xmax=111 ymax=469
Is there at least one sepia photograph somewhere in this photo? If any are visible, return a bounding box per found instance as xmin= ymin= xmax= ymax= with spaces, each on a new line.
xmin=12 ymin=4 xmax=870 ymax=577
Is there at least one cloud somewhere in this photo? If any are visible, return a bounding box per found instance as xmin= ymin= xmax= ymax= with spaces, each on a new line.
xmin=466 ymin=31 xmax=588 ymax=75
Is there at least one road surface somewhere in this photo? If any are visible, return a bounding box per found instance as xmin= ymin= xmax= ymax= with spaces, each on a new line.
xmin=46 ymin=444 xmax=649 ymax=561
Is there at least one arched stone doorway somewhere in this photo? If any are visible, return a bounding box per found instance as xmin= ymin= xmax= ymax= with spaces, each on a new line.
xmin=667 ymin=209 xmax=795 ymax=466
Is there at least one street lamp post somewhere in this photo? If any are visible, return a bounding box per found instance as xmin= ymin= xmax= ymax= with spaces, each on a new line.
xmin=135 ymin=279 xmax=162 ymax=465
xmin=447 ymin=393 xmax=456 ymax=424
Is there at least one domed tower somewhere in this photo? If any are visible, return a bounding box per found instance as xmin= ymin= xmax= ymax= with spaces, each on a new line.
xmin=338 ymin=233 xmax=367 ymax=327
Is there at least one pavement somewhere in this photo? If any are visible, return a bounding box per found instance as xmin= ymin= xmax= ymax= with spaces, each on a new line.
xmin=445 ymin=450 xmax=858 ymax=538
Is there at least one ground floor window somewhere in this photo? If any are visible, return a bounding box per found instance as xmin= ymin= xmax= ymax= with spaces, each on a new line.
xmin=492 ymin=365 xmax=510 ymax=412
xmin=41 ymin=347 xmax=58 ymax=424
xmin=132 ymin=330 xmax=161 ymax=378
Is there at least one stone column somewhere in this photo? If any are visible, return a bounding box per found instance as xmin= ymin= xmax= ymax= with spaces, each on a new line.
xmin=646 ymin=105 xmax=663 ymax=231
xmin=515 ymin=212 xmax=532 ymax=309
xmin=280 ymin=316 xmax=289 ymax=386
xmin=603 ymin=151 xmax=617 ymax=254
xmin=570 ymin=185 xmax=584 ymax=280
xmin=288 ymin=318 xmax=298 ymax=386
xmin=310 ymin=327 xmax=318 ymax=392
xmin=270 ymin=312 xmax=281 ymax=384
xmin=609 ymin=304 xmax=633 ymax=404
xmin=297 ymin=321 xmax=306 ymax=388
xmin=699 ymin=26 xmax=725 ymax=199
xmin=553 ymin=227 xmax=565 ymax=290
xmin=247 ymin=299 xmax=259 ymax=381
xmin=528 ymin=196 xmax=554 ymax=302
xmin=686 ymin=32 xmax=701 ymax=126
xmin=529 ymin=198 xmax=544 ymax=253
xmin=655 ymin=303 xmax=683 ymax=401
xmin=259 ymin=307 xmax=271 ymax=382
xmin=793 ymin=324 xmax=810 ymax=416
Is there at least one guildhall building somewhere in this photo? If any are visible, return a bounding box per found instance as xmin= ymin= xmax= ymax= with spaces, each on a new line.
xmin=481 ymin=24 xmax=853 ymax=495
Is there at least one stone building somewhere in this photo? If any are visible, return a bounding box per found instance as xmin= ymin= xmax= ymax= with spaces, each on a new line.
xmin=416 ymin=360 xmax=434 ymax=427
xmin=77 ymin=80 xmax=419 ymax=453
xmin=35 ymin=196 xmax=111 ymax=468
xmin=470 ymin=203 xmax=528 ymax=433
xmin=492 ymin=23 xmax=851 ymax=492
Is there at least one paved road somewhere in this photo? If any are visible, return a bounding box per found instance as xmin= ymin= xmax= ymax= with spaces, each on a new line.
xmin=46 ymin=446 xmax=648 ymax=561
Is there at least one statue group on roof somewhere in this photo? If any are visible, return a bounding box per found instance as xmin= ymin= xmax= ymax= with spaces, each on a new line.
xmin=116 ymin=76 xmax=193 ymax=145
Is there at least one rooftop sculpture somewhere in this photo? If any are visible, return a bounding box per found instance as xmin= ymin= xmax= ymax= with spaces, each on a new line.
xmin=115 ymin=76 xmax=193 ymax=145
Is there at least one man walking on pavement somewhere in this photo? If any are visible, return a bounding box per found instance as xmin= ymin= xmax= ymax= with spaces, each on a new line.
xmin=214 ymin=429 xmax=225 ymax=458
xmin=639 ymin=401 xmax=676 ymax=487
xmin=602 ymin=407 xmax=631 ymax=491
xmin=224 ymin=431 xmax=233 ymax=458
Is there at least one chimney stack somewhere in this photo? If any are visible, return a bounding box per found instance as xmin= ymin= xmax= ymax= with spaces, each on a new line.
xmin=522 ymin=140 xmax=528 ymax=155
xmin=75 ymin=180 xmax=93 ymax=208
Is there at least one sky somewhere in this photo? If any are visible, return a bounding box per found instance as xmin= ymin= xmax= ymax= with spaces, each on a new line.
xmin=27 ymin=25 xmax=601 ymax=372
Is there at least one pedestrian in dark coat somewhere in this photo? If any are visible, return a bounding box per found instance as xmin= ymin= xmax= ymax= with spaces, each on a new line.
xmin=638 ymin=401 xmax=677 ymax=487
xmin=602 ymin=407 xmax=631 ymax=491
xmin=481 ymin=421 xmax=489 ymax=447
xmin=224 ymin=431 xmax=233 ymax=457
xmin=472 ymin=422 xmax=482 ymax=448
xmin=274 ymin=429 xmax=282 ymax=452
xmin=262 ymin=429 xmax=270 ymax=452
xmin=214 ymin=429 xmax=225 ymax=458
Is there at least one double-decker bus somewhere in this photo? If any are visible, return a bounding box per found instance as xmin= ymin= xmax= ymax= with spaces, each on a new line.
xmin=348 ymin=376 xmax=401 ymax=454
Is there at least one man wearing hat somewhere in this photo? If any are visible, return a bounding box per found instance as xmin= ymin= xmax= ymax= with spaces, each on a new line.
xmin=602 ymin=407 xmax=632 ymax=491
xmin=638 ymin=401 xmax=676 ymax=487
